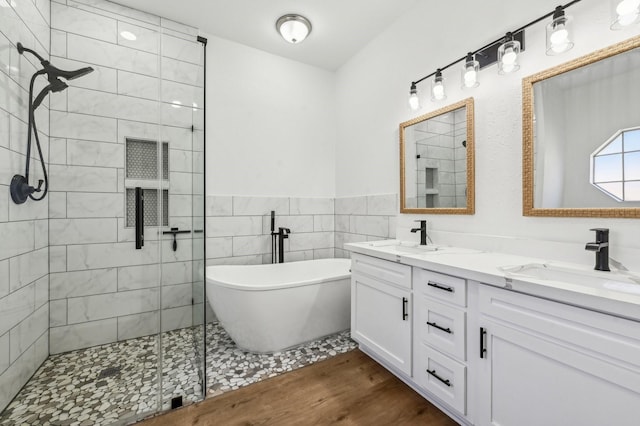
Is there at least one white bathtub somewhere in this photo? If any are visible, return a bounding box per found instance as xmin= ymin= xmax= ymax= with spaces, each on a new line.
xmin=206 ymin=258 xmax=351 ymax=353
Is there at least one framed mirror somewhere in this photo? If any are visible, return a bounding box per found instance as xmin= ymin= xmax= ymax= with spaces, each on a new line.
xmin=523 ymin=35 xmax=640 ymax=218
xmin=400 ymin=98 xmax=475 ymax=214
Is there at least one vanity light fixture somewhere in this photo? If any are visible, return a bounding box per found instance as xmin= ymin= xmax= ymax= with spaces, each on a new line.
xmin=546 ymin=6 xmax=574 ymax=55
xmin=461 ymin=52 xmax=480 ymax=89
xmin=408 ymin=82 xmax=420 ymax=110
xmin=431 ymin=69 xmax=446 ymax=101
xmin=276 ymin=14 xmax=312 ymax=44
xmin=611 ymin=0 xmax=640 ymax=29
xmin=407 ymin=0 xmax=582 ymax=105
xmin=498 ymin=32 xmax=521 ymax=74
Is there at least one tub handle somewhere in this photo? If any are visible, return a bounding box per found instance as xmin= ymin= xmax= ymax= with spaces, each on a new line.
xmin=402 ymin=297 xmax=408 ymax=321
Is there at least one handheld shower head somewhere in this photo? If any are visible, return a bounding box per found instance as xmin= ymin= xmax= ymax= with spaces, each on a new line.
xmin=10 ymin=42 xmax=94 ymax=204
xmin=44 ymin=63 xmax=94 ymax=81
xmin=32 ymin=78 xmax=68 ymax=110
xmin=17 ymin=42 xmax=94 ymax=84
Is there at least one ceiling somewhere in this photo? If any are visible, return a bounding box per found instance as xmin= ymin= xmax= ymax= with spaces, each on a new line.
xmin=115 ymin=0 xmax=418 ymax=71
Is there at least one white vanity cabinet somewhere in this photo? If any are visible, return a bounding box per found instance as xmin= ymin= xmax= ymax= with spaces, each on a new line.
xmin=348 ymin=247 xmax=640 ymax=426
xmin=476 ymin=285 xmax=640 ymax=426
xmin=350 ymin=253 xmax=413 ymax=376
xmin=413 ymin=269 xmax=468 ymax=415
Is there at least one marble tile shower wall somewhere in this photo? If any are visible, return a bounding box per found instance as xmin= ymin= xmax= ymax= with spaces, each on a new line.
xmin=48 ymin=0 xmax=204 ymax=354
xmin=205 ymin=194 xmax=397 ymax=265
xmin=0 ymin=0 xmax=52 ymax=412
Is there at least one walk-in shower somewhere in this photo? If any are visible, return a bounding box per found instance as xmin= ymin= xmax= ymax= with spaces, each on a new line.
xmin=9 ymin=43 xmax=93 ymax=205
xmin=0 ymin=1 xmax=207 ymax=424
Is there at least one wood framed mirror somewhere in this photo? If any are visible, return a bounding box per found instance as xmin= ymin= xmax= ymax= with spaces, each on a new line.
xmin=400 ymin=97 xmax=475 ymax=214
xmin=523 ymin=35 xmax=640 ymax=218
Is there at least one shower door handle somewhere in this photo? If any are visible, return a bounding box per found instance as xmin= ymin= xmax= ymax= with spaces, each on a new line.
xmin=135 ymin=187 xmax=144 ymax=249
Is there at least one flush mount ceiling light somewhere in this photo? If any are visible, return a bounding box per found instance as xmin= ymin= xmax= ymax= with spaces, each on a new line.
xmin=276 ymin=14 xmax=312 ymax=44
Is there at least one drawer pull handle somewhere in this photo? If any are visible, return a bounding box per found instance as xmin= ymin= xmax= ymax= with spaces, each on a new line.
xmin=427 ymin=281 xmax=454 ymax=293
xmin=402 ymin=297 xmax=408 ymax=321
xmin=480 ymin=327 xmax=487 ymax=359
xmin=426 ymin=321 xmax=452 ymax=334
xmin=426 ymin=369 xmax=451 ymax=387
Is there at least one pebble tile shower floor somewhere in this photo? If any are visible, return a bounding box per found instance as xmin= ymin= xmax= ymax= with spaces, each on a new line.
xmin=0 ymin=322 xmax=357 ymax=426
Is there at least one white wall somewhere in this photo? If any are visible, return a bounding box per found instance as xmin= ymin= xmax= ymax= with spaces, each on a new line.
xmin=205 ymin=35 xmax=337 ymax=197
xmin=335 ymin=0 xmax=640 ymax=267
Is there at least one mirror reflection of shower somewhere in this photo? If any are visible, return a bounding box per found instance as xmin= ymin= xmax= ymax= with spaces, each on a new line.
xmin=9 ymin=42 xmax=94 ymax=204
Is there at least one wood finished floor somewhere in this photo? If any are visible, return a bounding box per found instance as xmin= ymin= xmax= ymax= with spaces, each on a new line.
xmin=138 ymin=349 xmax=458 ymax=426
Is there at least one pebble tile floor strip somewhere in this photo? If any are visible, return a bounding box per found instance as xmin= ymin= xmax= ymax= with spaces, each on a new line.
xmin=0 ymin=322 xmax=357 ymax=426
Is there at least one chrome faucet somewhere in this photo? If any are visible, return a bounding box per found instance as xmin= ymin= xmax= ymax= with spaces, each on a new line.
xmin=410 ymin=220 xmax=428 ymax=245
xmin=585 ymin=228 xmax=610 ymax=271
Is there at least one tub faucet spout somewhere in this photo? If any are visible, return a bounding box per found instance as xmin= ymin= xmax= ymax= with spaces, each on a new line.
xmin=277 ymin=227 xmax=291 ymax=263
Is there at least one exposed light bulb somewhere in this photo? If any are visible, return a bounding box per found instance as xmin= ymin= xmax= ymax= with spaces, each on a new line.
xmin=461 ymin=53 xmax=479 ymax=89
xmin=618 ymin=12 xmax=639 ymax=25
xmin=431 ymin=70 xmax=446 ymax=101
xmin=502 ymin=62 xmax=515 ymax=73
xmin=546 ymin=7 xmax=574 ymax=55
xmin=502 ymin=48 xmax=517 ymax=65
xmin=612 ymin=0 xmax=640 ymax=28
xmin=617 ymin=0 xmax=640 ymax=16
xmin=432 ymin=84 xmax=444 ymax=100
xmin=550 ymin=25 xmax=568 ymax=45
xmin=408 ymin=83 xmax=420 ymax=110
xmin=463 ymin=69 xmax=477 ymax=88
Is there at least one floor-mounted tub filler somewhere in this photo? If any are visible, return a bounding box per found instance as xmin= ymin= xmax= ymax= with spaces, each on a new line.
xmin=206 ymin=259 xmax=351 ymax=353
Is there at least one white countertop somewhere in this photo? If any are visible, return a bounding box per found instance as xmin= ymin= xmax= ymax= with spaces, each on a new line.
xmin=345 ymin=240 xmax=640 ymax=322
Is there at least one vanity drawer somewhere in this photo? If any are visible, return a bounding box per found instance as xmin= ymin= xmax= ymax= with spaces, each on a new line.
xmin=414 ymin=269 xmax=467 ymax=307
xmin=415 ymin=343 xmax=466 ymax=415
xmin=351 ymin=253 xmax=412 ymax=289
xmin=479 ymin=284 xmax=640 ymax=369
xmin=416 ymin=297 xmax=466 ymax=361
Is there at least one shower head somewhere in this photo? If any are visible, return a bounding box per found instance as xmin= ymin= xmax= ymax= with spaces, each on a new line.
xmin=45 ymin=63 xmax=94 ymax=81
xmin=17 ymin=42 xmax=94 ymax=84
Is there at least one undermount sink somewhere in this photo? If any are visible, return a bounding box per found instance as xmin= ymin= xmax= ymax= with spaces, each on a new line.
xmin=500 ymin=263 xmax=640 ymax=294
xmin=366 ymin=240 xmax=439 ymax=254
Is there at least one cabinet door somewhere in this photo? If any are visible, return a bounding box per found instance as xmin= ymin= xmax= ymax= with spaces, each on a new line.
xmin=351 ymin=273 xmax=412 ymax=376
xmin=477 ymin=320 xmax=640 ymax=426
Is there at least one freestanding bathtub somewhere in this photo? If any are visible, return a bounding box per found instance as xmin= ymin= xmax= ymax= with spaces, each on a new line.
xmin=206 ymin=258 xmax=351 ymax=353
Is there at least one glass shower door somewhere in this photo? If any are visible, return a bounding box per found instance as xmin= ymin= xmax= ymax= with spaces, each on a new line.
xmin=158 ymin=29 xmax=206 ymax=410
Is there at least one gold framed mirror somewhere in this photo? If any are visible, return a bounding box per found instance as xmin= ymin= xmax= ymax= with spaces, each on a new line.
xmin=523 ymin=35 xmax=640 ymax=218
xmin=400 ymin=97 xmax=475 ymax=214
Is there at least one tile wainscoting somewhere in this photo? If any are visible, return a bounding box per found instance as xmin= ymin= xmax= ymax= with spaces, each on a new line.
xmin=205 ymin=194 xmax=398 ymax=264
